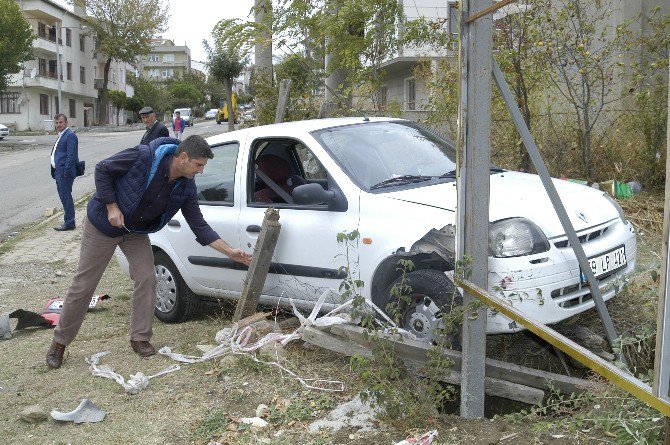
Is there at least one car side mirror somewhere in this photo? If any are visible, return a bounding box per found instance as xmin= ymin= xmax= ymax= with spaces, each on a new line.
xmin=292 ymin=183 xmax=335 ymax=205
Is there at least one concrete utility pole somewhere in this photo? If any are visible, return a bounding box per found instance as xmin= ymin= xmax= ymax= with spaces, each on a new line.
xmin=457 ymin=0 xmax=492 ymax=419
xmin=254 ymin=0 xmax=273 ymax=122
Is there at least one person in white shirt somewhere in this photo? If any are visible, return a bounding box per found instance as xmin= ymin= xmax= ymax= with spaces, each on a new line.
xmin=50 ymin=113 xmax=80 ymax=231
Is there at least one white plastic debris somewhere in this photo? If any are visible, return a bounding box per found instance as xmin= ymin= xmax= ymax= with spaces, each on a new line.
xmin=51 ymin=399 xmax=106 ymax=423
xmin=239 ymin=417 xmax=269 ymax=428
xmin=86 ymin=351 xmax=180 ymax=394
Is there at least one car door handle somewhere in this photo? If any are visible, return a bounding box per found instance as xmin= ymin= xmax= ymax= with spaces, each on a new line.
xmin=167 ymin=220 xmax=181 ymax=227
xmin=246 ymin=225 xmax=261 ymax=233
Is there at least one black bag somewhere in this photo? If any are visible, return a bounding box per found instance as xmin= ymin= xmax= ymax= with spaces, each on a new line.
xmin=76 ymin=160 xmax=85 ymax=176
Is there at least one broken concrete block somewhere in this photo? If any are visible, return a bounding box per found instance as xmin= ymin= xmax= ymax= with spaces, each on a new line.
xmin=43 ymin=208 xmax=56 ymax=217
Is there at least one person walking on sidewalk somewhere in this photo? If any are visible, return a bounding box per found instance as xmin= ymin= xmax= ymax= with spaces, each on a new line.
xmin=46 ymin=135 xmax=252 ymax=369
xmin=172 ymin=111 xmax=185 ymax=140
xmin=50 ymin=113 xmax=80 ymax=231
xmin=139 ymin=106 xmax=169 ymax=145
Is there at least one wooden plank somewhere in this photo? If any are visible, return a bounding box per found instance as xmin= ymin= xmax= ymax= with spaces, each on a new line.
xmin=330 ymin=324 xmax=591 ymax=396
xmin=303 ymin=327 xmax=544 ymax=405
xmin=233 ymin=208 xmax=281 ymax=322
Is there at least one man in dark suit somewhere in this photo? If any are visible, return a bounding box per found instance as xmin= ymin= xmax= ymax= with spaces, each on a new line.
xmin=50 ymin=113 xmax=79 ymax=231
xmin=139 ymin=106 xmax=169 ymax=145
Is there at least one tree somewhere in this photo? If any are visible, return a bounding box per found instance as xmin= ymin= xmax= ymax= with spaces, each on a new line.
xmin=108 ymin=90 xmax=127 ymax=125
xmin=0 ymin=0 xmax=34 ymax=92
xmin=82 ymin=0 xmax=169 ymax=124
xmin=206 ymin=23 xmax=249 ymax=131
xmin=126 ymin=96 xmax=143 ymax=123
xmin=168 ymin=82 xmax=203 ymax=109
xmin=534 ymin=0 xmax=631 ymax=181
xmin=127 ymin=72 xmax=170 ymax=115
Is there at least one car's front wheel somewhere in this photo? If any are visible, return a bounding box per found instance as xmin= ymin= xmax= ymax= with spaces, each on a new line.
xmin=154 ymin=251 xmax=199 ymax=323
xmin=380 ymin=268 xmax=463 ymax=346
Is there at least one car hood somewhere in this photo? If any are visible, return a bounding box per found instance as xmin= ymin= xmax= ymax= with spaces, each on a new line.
xmin=378 ymin=171 xmax=620 ymax=238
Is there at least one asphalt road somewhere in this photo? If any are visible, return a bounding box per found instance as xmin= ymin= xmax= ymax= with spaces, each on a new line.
xmin=0 ymin=119 xmax=227 ymax=240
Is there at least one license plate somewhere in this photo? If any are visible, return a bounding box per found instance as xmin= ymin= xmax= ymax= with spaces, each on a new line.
xmin=582 ymin=246 xmax=627 ymax=282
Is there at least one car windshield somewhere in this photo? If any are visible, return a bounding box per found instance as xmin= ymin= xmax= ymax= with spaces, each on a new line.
xmin=311 ymin=121 xmax=458 ymax=191
xmin=176 ymin=109 xmax=190 ymax=116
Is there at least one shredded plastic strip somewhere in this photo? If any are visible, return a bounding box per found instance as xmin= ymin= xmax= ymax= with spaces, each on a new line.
xmin=86 ymin=351 xmax=180 ymax=394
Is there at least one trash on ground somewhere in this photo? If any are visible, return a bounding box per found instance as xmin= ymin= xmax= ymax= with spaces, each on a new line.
xmin=41 ymin=294 xmax=111 ymax=326
xmin=239 ymin=417 xmax=269 ymax=428
xmin=393 ymin=430 xmax=438 ymax=445
xmin=309 ymin=394 xmax=382 ymax=433
xmin=51 ymin=399 xmax=106 ymax=423
xmin=86 ymin=351 xmax=180 ymax=394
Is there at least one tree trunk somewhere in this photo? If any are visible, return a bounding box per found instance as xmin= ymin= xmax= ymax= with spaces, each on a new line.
xmin=99 ymin=57 xmax=112 ymax=125
xmin=254 ymin=0 xmax=273 ymax=124
xmin=225 ymin=78 xmax=234 ymax=132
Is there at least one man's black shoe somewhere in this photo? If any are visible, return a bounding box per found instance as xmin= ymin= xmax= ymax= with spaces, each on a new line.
xmin=53 ymin=224 xmax=75 ymax=231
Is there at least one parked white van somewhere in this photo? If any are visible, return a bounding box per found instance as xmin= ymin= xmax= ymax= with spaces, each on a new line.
xmin=173 ymin=108 xmax=193 ymax=127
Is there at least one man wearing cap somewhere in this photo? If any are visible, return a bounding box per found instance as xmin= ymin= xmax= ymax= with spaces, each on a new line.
xmin=139 ymin=106 xmax=169 ymax=145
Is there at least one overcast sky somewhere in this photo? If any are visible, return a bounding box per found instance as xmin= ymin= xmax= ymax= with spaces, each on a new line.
xmin=53 ymin=0 xmax=255 ymax=71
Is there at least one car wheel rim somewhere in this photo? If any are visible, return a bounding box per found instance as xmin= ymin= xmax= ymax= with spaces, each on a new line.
xmin=155 ymin=264 xmax=177 ymax=313
xmin=403 ymin=295 xmax=443 ymax=342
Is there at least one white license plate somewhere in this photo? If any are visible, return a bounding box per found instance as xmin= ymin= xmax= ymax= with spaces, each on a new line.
xmin=583 ymin=246 xmax=627 ymax=281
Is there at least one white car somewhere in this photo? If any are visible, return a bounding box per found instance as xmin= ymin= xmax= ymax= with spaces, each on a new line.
xmin=0 ymin=124 xmax=8 ymax=140
xmin=116 ymin=117 xmax=636 ymax=340
xmin=205 ymin=109 xmax=218 ymax=120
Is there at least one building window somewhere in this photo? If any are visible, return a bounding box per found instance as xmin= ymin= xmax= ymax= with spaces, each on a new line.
xmin=79 ymin=34 xmax=85 ymax=52
xmin=66 ymin=28 xmax=72 ymax=46
xmin=40 ymin=94 xmax=49 ymax=115
xmin=69 ymin=99 xmax=76 ymax=118
xmin=120 ymin=69 xmax=125 ymax=84
xmin=162 ymin=68 xmax=173 ymax=78
xmin=66 ymin=62 xmax=72 ymax=80
xmin=0 ymin=92 xmax=21 ymax=114
xmin=38 ymin=58 xmax=47 ymax=77
xmin=148 ymin=54 xmax=160 ymax=62
xmin=48 ymin=25 xmax=57 ymax=43
xmin=405 ymin=78 xmax=416 ymax=111
xmin=48 ymin=60 xmax=57 ymax=78
xmin=379 ymin=85 xmax=387 ymax=109
xmin=163 ymin=53 xmax=174 ymax=62
xmin=80 ymin=66 xmax=85 ymax=84
xmin=38 ymin=22 xmax=47 ymax=39
xmin=112 ymin=70 xmax=116 ymax=83
xmin=55 ymin=97 xmax=59 ymax=113
xmin=448 ymin=3 xmax=459 ymax=35
xmin=148 ymin=69 xmax=160 ymax=78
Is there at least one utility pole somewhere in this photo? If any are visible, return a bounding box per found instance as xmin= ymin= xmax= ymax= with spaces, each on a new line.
xmin=254 ymin=0 xmax=273 ymax=123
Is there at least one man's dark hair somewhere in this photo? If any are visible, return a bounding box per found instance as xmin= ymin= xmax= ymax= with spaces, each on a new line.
xmin=53 ymin=113 xmax=67 ymax=121
xmin=176 ymin=135 xmax=213 ymax=159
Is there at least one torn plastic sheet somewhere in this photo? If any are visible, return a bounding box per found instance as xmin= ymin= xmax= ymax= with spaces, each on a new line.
xmin=0 ymin=315 xmax=10 ymax=339
xmin=394 ymin=430 xmax=438 ymax=445
xmin=86 ymin=351 xmax=180 ymax=395
xmin=51 ymin=399 xmax=106 ymax=424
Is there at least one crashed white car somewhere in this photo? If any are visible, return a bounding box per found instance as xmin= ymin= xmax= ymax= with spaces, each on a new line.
xmin=115 ymin=117 xmax=636 ymax=339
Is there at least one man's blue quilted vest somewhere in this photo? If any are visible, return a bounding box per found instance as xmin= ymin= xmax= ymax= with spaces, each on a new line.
xmin=87 ymin=138 xmax=197 ymax=237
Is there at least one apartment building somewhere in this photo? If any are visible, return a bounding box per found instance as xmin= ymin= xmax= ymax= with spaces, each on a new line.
xmin=94 ymin=58 xmax=135 ymax=125
xmin=136 ymin=39 xmax=191 ymax=81
xmin=1 ymin=0 xmax=135 ymax=130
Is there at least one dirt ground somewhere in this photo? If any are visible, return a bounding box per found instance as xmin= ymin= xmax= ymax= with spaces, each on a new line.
xmin=0 ymin=197 xmax=661 ymax=445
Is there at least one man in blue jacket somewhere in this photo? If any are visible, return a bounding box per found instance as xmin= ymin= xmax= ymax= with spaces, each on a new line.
xmin=46 ymin=135 xmax=252 ymax=369
xmin=50 ymin=113 xmax=80 ymax=231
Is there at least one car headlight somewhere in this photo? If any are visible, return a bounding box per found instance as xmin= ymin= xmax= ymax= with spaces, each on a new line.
xmin=603 ymin=192 xmax=628 ymax=224
xmin=489 ymin=218 xmax=550 ymax=257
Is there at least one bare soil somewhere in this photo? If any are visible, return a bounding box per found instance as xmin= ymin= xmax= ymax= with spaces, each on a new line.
xmin=0 ymin=196 xmax=661 ymax=445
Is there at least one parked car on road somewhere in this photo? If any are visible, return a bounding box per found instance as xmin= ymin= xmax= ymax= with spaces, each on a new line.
xmin=0 ymin=124 xmax=9 ymax=140
xmin=173 ymin=108 xmax=193 ymax=126
xmin=116 ymin=117 xmax=636 ymax=341
xmin=205 ymin=109 xmax=218 ymax=120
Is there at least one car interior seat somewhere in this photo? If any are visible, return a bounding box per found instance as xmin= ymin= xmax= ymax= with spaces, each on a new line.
xmin=254 ymin=154 xmax=306 ymax=203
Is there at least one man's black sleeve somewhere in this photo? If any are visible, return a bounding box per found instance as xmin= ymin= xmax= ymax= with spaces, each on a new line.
xmin=158 ymin=123 xmax=170 ymax=138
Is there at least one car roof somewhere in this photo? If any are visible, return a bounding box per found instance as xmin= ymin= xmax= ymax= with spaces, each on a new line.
xmin=206 ymin=116 xmax=404 ymax=145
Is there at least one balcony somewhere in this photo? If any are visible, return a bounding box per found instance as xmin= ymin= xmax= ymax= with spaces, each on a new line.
xmin=33 ymin=37 xmax=59 ymax=55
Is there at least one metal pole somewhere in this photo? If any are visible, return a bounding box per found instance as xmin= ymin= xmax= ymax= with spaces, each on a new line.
xmin=458 ymin=0 xmax=492 ymax=419
xmin=56 ymin=22 xmax=62 ymax=114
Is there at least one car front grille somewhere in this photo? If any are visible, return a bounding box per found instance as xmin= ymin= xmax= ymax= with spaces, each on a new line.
xmin=550 ymin=266 xmax=623 ymax=309
xmin=552 ymin=225 xmax=609 ymax=249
